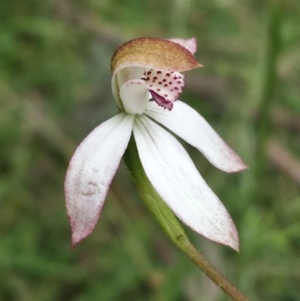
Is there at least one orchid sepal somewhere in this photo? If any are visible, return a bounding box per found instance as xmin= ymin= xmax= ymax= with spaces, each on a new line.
xmin=132 ymin=115 xmax=239 ymax=251
xmin=65 ymin=113 xmax=134 ymax=246
xmin=111 ymin=37 xmax=202 ymax=77
xmin=145 ymin=100 xmax=248 ymax=173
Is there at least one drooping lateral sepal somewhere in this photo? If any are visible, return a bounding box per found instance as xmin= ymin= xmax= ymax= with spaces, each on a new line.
xmin=65 ymin=113 xmax=134 ymax=246
xmin=133 ymin=115 xmax=239 ymax=251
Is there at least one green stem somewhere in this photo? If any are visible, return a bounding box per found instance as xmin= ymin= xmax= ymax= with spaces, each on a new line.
xmin=255 ymin=0 xmax=281 ymax=178
xmin=123 ymin=137 xmax=251 ymax=301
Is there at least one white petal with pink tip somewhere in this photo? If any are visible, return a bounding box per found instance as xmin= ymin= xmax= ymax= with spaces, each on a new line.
xmin=133 ymin=115 xmax=239 ymax=251
xmin=145 ymin=101 xmax=247 ymax=173
xmin=65 ymin=113 xmax=134 ymax=246
xmin=169 ymin=38 xmax=197 ymax=55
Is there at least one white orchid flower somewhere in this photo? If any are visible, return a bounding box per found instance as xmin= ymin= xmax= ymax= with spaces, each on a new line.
xmin=65 ymin=37 xmax=247 ymax=250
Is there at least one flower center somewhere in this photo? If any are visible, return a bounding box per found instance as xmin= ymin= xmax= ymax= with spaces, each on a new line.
xmin=117 ymin=67 xmax=186 ymax=115
xmin=141 ymin=69 xmax=185 ymax=110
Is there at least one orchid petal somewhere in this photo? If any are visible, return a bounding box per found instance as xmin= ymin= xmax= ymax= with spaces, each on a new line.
xmin=113 ymin=67 xmax=147 ymax=110
xmin=145 ymin=101 xmax=247 ymax=173
xmin=120 ymin=79 xmax=149 ymax=114
xmin=169 ymin=38 xmax=197 ymax=55
xmin=65 ymin=113 xmax=134 ymax=246
xmin=133 ymin=115 xmax=239 ymax=250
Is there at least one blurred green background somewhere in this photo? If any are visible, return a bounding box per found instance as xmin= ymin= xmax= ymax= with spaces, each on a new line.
xmin=1 ymin=0 xmax=300 ymax=300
